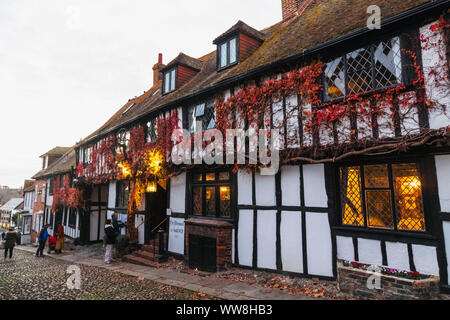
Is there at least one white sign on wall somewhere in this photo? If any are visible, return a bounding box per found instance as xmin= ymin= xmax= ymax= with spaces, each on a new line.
xmin=168 ymin=217 xmax=185 ymax=255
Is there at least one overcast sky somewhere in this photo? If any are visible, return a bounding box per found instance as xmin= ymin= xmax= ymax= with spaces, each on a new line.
xmin=0 ymin=0 xmax=281 ymax=188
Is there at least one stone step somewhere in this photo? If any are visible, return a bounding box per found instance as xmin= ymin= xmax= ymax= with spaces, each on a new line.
xmin=122 ymin=255 xmax=158 ymax=268
xmin=134 ymin=250 xmax=155 ymax=260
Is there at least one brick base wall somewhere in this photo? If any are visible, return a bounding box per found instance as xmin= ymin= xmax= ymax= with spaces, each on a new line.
xmin=185 ymin=219 xmax=233 ymax=272
xmin=337 ymin=262 xmax=440 ymax=299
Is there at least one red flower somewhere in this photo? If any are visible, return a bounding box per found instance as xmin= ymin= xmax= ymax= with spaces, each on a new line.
xmin=430 ymin=24 xmax=437 ymax=32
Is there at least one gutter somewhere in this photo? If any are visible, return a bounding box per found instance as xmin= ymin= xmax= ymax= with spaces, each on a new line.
xmin=80 ymin=0 xmax=449 ymax=146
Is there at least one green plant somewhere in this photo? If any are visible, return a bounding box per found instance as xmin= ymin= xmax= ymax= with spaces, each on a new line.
xmin=116 ymin=235 xmax=129 ymax=250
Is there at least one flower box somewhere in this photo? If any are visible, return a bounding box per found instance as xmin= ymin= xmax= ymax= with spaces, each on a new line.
xmin=337 ymin=260 xmax=440 ymax=299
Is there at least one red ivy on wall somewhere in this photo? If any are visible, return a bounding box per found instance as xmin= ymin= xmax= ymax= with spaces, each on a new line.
xmin=52 ymin=174 xmax=85 ymax=213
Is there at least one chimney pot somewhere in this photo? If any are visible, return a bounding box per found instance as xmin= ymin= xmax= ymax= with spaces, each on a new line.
xmin=153 ymin=53 xmax=165 ymax=86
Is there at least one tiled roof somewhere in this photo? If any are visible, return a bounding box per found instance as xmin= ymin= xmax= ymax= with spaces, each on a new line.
xmin=32 ymin=147 xmax=76 ymax=179
xmin=39 ymin=146 xmax=71 ymax=158
xmin=0 ymin=198 xmax=24 ymax=211
xmin=79 ymin=0 xmax=434 ymax=145
xmin=162 ymin=53 xmax=204 ymax=72
xmin=213 ymin=20 xmax=264 ymax=44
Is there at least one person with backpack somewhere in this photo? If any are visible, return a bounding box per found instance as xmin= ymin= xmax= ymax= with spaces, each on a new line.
xmin=104 ymin=219 xmax=118 ymax=264
xmin=36 ymin=225 xmax=49 ymax=257
xmin=4 ymin=228 xmax=19 ymax=259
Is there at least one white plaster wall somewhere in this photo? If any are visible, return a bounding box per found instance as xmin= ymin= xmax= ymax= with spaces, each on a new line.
xmin=301 ymin=103 xmax=313 ymax=147
xmin=238 ymin=170 xmax=252 ymax=205
xmin=420 ymin=21 xmax=450 ymax=129
xmin=255 ymin=174 xmax=276 ymax=206
xmin=170 ymin=173 xmax=186 ymax=213
xmin=107 ymin=181 xmax=116 ymax=211
xmin=385 ymin=242 xmax=410 ymax=271
xmin=272 ymin=98 xmax=285 ymax=147
xmin=281 ymin=211 xmax=303 ymax=273
xmin=412 ymin=245 xmax=439 ymax=276
xmin=168 ymin=217 xmax=185 ymax=255
xmin=135 ymin=214 xmax=145 ymax=245
xmin=303 ymin=164 xmax=328 ymax=208
xmin=286 ymin=95 xmax=300 ymax=148
xmin=89 ymin=211 xmax=99 ymax=241
xmin=281 ymin=166 xmax=301 ymax=207
xmin=358 ymin=238 xmax=382 ymax=266
xmin=443 ymin=221 xmax=450 ymax=285
xmin=238 ymin=210 xmax=254 ymax=267
xmin=306 ymin=212 xmax=333 ymax=277
xmin=336 ymin=236 xmax=354 ymax=261
xmin=435 ymin=155 xmax=450 ymax=212
xmin=257 ymin=210 xmax=277 ymax=270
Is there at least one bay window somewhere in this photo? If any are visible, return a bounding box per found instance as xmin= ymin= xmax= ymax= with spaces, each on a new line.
xmin=339 ymin=162 xmax=426 ymax=232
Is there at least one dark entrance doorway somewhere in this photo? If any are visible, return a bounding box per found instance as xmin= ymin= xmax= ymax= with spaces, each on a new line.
xmin=189 ymin=235 xmax=217 ymax=272
xmin=144 ymin=182 xmax=168 ymax=244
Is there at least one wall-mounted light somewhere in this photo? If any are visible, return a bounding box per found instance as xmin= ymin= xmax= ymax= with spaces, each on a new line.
xmin=147 ymin=181 xmax=157 ymax=193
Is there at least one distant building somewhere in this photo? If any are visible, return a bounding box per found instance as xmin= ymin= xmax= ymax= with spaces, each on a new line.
xmin=0 ymin=198 xmax=24 ymax=230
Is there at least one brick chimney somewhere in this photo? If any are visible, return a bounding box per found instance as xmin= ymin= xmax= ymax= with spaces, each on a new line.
xmin=281 ymin=0 xmax=314 ymax=20
xmin=152 ymin=53 xmax=165 ymax=86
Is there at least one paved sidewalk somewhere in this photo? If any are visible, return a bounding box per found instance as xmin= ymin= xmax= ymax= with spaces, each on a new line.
xmin=16 ymin=245 xmax=314 ymax=300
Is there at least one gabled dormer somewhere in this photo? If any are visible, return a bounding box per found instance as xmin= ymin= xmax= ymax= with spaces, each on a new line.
xmin=161 ymin=53 xmax=202 ymax=95
xmin=213 ymin=20 xmax=264 ymax=71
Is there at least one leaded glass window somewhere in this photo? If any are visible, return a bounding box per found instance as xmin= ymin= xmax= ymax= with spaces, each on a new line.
xmin=191 ymin=171 xmax=233 ymax=219
xmin=146 ymin=118 xmax=157 ymax=142
xmin=324 ymin=36 xmax=402 ymax=101
xmin=187 ymin=100 xmax=216 ymax=133
xmin=340 ymin=162 xmax=426 ymax=232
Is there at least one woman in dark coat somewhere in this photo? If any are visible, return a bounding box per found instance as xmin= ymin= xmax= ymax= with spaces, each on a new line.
xmin=4 ymin=228 xmax=19 ymax=259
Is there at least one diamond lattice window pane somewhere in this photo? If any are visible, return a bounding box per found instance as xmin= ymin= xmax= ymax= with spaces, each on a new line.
xmin=203 ymin=103 xmax=216 ymax=130
xmin=366 ymin=190 xmax=394 ymax=229
xmin=374 ymin=37 xmax=402 ymax=88
xmin=347 ymin=47 xmax=373 ymax=95
xmin=393 ymin=164 xmax=425 ymax=231
xmin=340 ymin=167 xmax=364 ymax=226
xmin=324 ymin=57 xmax=345 ymax=100
xmin=364 ymin=164 xmax=389 ymax=188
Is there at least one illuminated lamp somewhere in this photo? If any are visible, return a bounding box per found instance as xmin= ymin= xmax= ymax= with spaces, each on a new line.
xmin=147 ymin=181 xmax=157 ymax=193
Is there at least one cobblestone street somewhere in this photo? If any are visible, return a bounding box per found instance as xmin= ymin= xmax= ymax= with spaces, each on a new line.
xmin=0 ymin=250 xmax=214 ymax=300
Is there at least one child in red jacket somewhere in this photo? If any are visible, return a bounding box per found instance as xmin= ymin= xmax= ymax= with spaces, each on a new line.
xmin=47 ymin=235 xmax=56 ymax=254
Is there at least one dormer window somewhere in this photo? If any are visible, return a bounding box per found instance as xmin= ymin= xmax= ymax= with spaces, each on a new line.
xmin=219 ymin=37 xmax=237 ymax=69
xmin=213 ymin=21 xmax=264 ymax=72
xmin=163 ymin=68 xmax=176 ymax=94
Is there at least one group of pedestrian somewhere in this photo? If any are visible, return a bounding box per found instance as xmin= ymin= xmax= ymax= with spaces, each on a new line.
xmin=104 ymin=213 xmax=124 ymax=264
xmin=36 ymin=222 xmax=65 ymax=257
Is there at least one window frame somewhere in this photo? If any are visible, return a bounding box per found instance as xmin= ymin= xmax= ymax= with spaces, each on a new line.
xmin=163 ymin=67 xmax=177 ymax=95
xmin=217 ymin=36 xmax=239 ymax=71
xmin=336 ymin=158 xmax=432 ymax=236
xmin=68 ymin=208 xmax=77 ymax=228
xmin=185 ymin=99 xmax=216 ymax=133
xmin=323 ymin=35 xmax=404 ymax=102
xmin=188 ymin=169 xmax=235 ymax=221
xmin=116 ymin=180 xmax=130 ymax=210
xmin=49 ymin=179 xmax=54 ymax=196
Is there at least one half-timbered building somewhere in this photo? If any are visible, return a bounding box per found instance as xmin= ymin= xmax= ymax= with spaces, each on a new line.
xmin=72 ymin=0 xmax=450 ymax=292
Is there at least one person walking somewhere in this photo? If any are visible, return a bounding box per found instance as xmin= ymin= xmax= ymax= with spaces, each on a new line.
xmin=104 ymin=219 xmax=118 ymax=264
xmin=55 ymin=222 xmax=64 ymax=254
xmin=4 ymin=228 xmax=19 ymax=259
xmin=36 ymin=225 xmax=49 ymax=257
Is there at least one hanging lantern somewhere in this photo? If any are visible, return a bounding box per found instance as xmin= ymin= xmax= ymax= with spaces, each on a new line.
xmin=147 ymin=181 xmax=157 ymax=193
